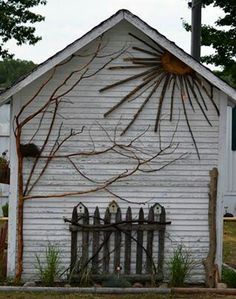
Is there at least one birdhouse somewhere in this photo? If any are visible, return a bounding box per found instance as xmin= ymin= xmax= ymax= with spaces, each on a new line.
xmin=153 ymin=203 xmax=163 ymax=216
xmin=77 ymin=202 xmax=85 ymax=215
xmin=108 ymin=200 xmax=119 ymax=214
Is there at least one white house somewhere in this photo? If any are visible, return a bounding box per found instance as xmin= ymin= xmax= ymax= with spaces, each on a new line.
xmin=224 ymin=106 xmax=236 ymax=216
xmin=0 ymin=10 xmax=235 ymax=284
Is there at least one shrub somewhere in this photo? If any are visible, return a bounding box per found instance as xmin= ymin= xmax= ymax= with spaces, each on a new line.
xmin=168 ymin=244 xmax=196 ymax=287
xmin=222 ymin=266 xmax=236 ymax=288
xmin=35 ymin=243 xmax=62 ymax=286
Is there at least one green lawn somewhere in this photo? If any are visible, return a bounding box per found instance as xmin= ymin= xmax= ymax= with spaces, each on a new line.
xmin=223 ymin=220 xmax=236 ymax=267
xmin=0 ymin=293 xmax=235 ymax=299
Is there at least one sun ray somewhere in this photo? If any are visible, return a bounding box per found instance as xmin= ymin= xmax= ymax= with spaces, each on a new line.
xmin=192 ymin=80 xmax=208 ymax=110
xmin=100 ymin=67 xmax=158 ymax=92
xmin=132 ymin=46 xmax=160 ymax=57
xmin=154 ymin=73 xmax=170 ymax=132
xmin=121 ymin=73 xmax=167 ymax=136
xmin=193 ymin=75 xmax=220 ymax=116
xmin=183 ymin=77 xmax=195 ymax=112
xmin=128 ymin=33 xmax=164 ymax=54
xmin=179 ymin=76 xmax=200 ymax=159
xmin=124 ymin=57 xmax=161 ymax=62
xmin=104 ymin=73 xmax=158 ymax=117
xmin=109 ymin=65 xmax=149 ymax=70
xmin=170 ymin=75 xmax=176 ymax=121
xmin=185 ymin=76 xmax=212 ymax=126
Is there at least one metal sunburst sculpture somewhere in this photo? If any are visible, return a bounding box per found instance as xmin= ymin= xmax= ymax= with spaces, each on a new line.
xmin=100 ymin=33 xmax=220 ymax=159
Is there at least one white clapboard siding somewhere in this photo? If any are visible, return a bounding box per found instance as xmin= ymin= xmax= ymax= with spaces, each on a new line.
xmin=223 ymin=107 xmax=236 ymax=215
xmin=13 ymin=20 xmax=220 ymax=282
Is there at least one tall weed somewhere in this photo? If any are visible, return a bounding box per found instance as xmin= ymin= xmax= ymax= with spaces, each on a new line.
xmin=168 ymin=244 xmax=196 ymax=287
xmin=35 ymin=243 xmax=62 ymax=286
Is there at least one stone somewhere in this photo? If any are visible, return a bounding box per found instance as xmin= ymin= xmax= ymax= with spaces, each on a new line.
xmin=23 ymin=281 xmax=36 ymax=287
xmin=159 ymin=282 xmax=168 ymax=288
xmin=216 ymin=282 xmax=227 ymax=289
xmin=94 ymin=283 xmax=102 ymax=288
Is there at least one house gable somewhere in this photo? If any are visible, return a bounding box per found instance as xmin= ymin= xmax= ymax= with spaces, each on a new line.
xmin=0 ymin=9 xmax=235 ymax=106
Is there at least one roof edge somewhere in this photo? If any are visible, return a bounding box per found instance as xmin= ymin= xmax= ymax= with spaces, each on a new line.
xmin=0 ymin=9 xmax=235 ymax=106
xmin=0 ymin=9 xmax=126 ymax=105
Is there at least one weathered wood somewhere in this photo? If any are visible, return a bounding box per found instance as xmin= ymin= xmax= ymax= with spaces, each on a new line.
xmin=103 ymin=208 xmax=111 ymax=273
xmin=146 ymin=207 xmax=154 ymax=273
xmin=136 ymin=208 xmax=144 ymax=274
xmin=70 ymin=206 xmax=78 ymax=271
xmin=92 ymin=207 xmax=100 ymax=274
xmin=69 ymin=202 xmax=170 ymax=279
xmin=114 ymin=207 xmax=122 ymax=272
xmin=157 ymin=206 xmax=166 ymax=280
xmin=124 ymin=207 xmax=132 ymax=274
xmin=81 ymin=206 xmax=89 ymax=267
xmin=69 ymin=223 xmax=169 ymax=232
xmin=203 ymin=167 xmax=218 ymax=288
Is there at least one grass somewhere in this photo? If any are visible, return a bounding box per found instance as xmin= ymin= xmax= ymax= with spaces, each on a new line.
xmin=223 ymin=220 xmax=236 ymax=267
xmin=0 ymin=294 xmax=235 ymax=299
xmin=168 ymin=245 xmax=196 ymax=287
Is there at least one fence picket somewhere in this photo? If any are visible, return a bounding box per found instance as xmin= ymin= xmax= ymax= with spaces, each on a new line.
xmin=81 ymin=206 xmax=89 ymax=266
xmin=124 ymin=207 xmax=132 ymax=274
xmin=114 ymin=207 xmax=122 ymax=272
xmin=146 ymin=206 xmax=154 ymax=273
xmin=158 ymin=206 xmax=166 ymax=280
xmin=136 ymin=207 xmax=144 ymax=274
xmin=70 ymin=206 xmax=78 ymax=271
xmin=92 ymin=207 xmax=100 ymax=274
xmin=103 ymin=208 xmax=111 ymax=273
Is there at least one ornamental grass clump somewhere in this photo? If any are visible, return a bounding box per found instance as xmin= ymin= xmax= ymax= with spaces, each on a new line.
xmin=35 ymin=243 xmax=62 ymax=286
xmin=168 ymin=245 xmax=196 ymax=287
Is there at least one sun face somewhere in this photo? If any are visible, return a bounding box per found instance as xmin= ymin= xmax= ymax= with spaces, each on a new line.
xmin=161 ymin=52 xmax=192 ymax=75
xmin=100 ymin=33 xmax=219 ymax=159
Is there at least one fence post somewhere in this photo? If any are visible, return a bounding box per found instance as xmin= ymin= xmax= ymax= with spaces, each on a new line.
xmin=103 ymin=208 xmax=111 ymax=273
xmin=136 ymin=207 xmax=144 ymax=274
xmin=146 ymin=206 xmax=154 ymax=273
xmin=124 ymin=207 xmax=132 ymax=274
xmin=114 ymin=207 xmax=122 ymax=272
xmin=92 ymin=207 xmax=100 ymax=274
xmin=70 ymin=206 xmax=78 ymax=272
xmin=158 ymin=205 xmax=166 ymax=280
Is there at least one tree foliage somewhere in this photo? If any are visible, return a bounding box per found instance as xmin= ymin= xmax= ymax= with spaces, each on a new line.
xmin=0 ymin=0 xmax=46 ymax=59
xmin=201 ymin=0 xmax=236 ymax=87
xmin=184 ymin=0 xmax=236 ymax=87
xmin=0 ymin=59 xmax=36 ymax=89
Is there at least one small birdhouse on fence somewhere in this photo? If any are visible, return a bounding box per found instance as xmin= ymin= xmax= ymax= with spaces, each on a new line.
xmin=108 ymin=200 xmax=119 ymax=214
xmin=77 ymin=202 xmax=86 ymax=215
xmin=153 ymin=203 xmax=163 ymax=216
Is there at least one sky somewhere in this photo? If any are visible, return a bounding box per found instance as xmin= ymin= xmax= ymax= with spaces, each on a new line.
xmin=6 ymin=0 xmax=224 ymax=64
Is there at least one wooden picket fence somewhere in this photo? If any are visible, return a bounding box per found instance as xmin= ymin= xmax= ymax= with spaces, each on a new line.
xmin=68 ymin=201 xmax=171 ymax=282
